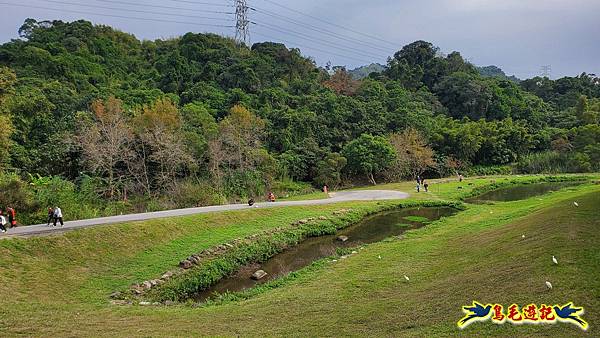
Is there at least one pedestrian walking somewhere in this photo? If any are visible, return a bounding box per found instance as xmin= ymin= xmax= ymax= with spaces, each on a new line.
xmin=323 ymin=185 xmax=329 ymax=195
xmin=424 ymin=180 xmax=429 ymax=192
xmin=417 ymin=175 xmax=421 ymax=185
xmin=53 ymin=206 xmax=64 ymax=227
xmin=6 ymin=207 xmax=16 ymax=228
xmin=416 ymin=182 xmax=421 ymax=193
xmin=0 ymin=210 xmax=7 ymax=233
xmin=47 ymin=207 xmax=54 ymax=226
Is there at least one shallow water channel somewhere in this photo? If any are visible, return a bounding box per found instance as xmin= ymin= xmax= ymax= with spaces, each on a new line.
xmin=465 ymin=181 xmax=584 ymax=203
xmin=194 ymin=207 xmax=457 ymax=302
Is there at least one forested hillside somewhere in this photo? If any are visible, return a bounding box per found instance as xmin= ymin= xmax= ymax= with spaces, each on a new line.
xmin=0 ymin=19 xmax=599 ymax=223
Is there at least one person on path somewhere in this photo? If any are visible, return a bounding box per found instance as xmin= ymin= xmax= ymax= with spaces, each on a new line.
xmin=416 ymin=182 xmax=421 ymax=193
xmin=53 ymin=206 xmax=64 ymax=227
xmin=47 ymin=208 xmax=54 ymax=226
xmin=6 ymin=207 xmax=16 ymax=228
xmin=0 ymin=211 xmax=7 ymax=233
xmin=423 ymin=180 xmax=429 ymax=192
xmin=323 ymin=185 xmax=329 ymax=195
xmin=268 ymin=192 xmax=276 ymax=202
xmin=248 ymin=198 xmax=255 ymax=206
xmin=417 ymin=175 xmax=421 ymax=185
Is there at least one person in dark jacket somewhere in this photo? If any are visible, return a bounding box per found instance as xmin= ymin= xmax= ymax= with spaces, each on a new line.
xmin=47 ymin=208 xmax=54 ymax=226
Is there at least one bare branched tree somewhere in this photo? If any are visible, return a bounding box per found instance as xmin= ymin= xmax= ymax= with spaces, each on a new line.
xmin=76 ymin=96 xmax=134 ymax=198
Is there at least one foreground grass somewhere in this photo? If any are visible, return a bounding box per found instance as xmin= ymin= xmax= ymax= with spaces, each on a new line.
xmin=0 ymin=177 xmax=598 ymax=336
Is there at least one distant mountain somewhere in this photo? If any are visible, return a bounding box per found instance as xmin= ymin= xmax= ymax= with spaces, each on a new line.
xmin=349 ymin=63 xmax=386 ymax=80
xmin=477 ymin=65 xmax=520 ymax=82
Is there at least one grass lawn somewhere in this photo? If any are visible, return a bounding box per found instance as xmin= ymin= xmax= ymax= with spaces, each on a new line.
xmin=0 ymin=175 xmax=598 ymax=336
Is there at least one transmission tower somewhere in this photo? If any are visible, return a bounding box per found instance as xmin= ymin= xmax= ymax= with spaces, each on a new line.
xmin=234 ymin=0 xmax=250 ymax=45
xmin=540 ymin=65 xmax=552 ymax=78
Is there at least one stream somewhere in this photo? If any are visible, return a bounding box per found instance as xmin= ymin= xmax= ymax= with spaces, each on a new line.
xmin=193 ymin=206 xmax=457 ymax=302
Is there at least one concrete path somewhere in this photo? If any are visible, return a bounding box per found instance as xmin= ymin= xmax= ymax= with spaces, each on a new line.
xmin=1 ymin=190 xmax=409 ymax=239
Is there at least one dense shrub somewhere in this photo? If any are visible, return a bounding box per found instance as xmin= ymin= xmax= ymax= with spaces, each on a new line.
xmin=514 ymin=151 xmax=593 ymax=174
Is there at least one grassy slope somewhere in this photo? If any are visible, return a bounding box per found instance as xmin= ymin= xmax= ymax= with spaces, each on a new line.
xmin=0 ymin=176 xmax=598 ymax=336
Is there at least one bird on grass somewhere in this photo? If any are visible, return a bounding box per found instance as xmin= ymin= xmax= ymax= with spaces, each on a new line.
xmin=378 ymin=255 xmax=382 ymax=260
xmin=574 ymin=202 xmax=579 ymax=207
xmin=521 ymin=234 xmax=526 ymax=239
xmin=403 ymin=275 xmax=410 ymax=282
xmin=458 ymin=302 xmax=492 ymax=327
xmin=552 ymin=255 xmax=558 ymax=265
xmin=554 ymin=303 xmax=588 ymax=329
xmin=545 ymin=281 xmax=553 ymax=290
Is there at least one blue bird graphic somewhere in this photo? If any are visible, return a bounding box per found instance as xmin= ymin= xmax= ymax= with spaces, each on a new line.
xmin=459 ymin=301 xmax=492 ymax=326
xmin=554 ymin=303 xmax=588 ymax=329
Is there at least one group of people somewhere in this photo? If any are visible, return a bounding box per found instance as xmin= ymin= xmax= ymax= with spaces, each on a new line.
xmin=0 ymin=207 xmax=17 ymax=233
xmin=416 ymin=176 xmax=429 ymax=193
xmin=247 ymin=192 xmax=276 ymax=206
xmin=46 ymin=207 xmax=64 ymax=227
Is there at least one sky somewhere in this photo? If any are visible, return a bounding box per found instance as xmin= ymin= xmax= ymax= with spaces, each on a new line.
xmin=0 ymin=0 xmax=599 ymax=79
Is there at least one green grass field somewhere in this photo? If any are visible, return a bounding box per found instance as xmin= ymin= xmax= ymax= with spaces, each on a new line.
xmin=0 ymin=175 xmax=598 ymax=337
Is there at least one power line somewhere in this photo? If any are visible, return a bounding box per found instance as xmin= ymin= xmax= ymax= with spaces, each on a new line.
xmin=35 ymin=0 xmax=232 ymax=21
xmin=159 ymin=0 xmax=233 ymax=7
xmin=86 ymin=0 xmax=235 ymax=15
xmin=256 ymin=0 xmax=400 ymax=47
xmin=253 ymin=21 xmax=387 ymax=61
xmin=252 ymin=31 xmax=375 ymax=65
xmin=0 ymin=2 xmax=235 ymax=28
xmin=251 ymin=6 xmax=393 ymax=55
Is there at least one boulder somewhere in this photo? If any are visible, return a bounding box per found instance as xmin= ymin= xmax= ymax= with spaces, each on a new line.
xmin=109 ymin=291 xmax=121 ymax=299
xmin=139 ymin=301 xmax=151 ymax=306
xmin=251 ymin=270 xmax=268 ymax=280
xmin=298 ymin=219 xmax=309 ymax=224
xmin=110 ymin=300 xmax=130 ymax=306
xmin=318 ymin=216 xmax=328 ymax=220
xmin=179 ymin=260 xmax=193 ymax=269
xmin=337 ymin=235 xmax=349 ymax=242
xmin=164 ymin=300 xmax=176 ymax=306
xmin=142 ymin=281 xmax=152 ymax=289
xmin=161 ymin=271 xmax=174 ymax=280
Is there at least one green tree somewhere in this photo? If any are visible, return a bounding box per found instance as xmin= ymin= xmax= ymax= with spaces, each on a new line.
xmin=342 ymin=134 xmax=395 ymax=185
xmin=314 ymin=152 xmax=347 ymax=188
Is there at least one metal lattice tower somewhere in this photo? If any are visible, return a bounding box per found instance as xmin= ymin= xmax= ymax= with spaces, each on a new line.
xmin=540 ymin=65 xmax=552 ymax=78
xmin=234 ymin=0 xmax=250 ymax=45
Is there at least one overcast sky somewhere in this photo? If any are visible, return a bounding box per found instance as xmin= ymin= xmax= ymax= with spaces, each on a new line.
xmin=1 ymin=0 xmax=598 ymax=79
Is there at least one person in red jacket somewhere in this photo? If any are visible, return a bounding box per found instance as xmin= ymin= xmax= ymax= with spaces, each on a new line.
xmin=6 ymin=207 xmax=16 ymax=228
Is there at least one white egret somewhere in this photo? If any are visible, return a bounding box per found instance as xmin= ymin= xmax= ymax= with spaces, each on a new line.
xmin=574 ymin=202 xmax=579 ymax=207
xmin=378 ymin=255 xmax=382 ymax=260
xmin=546 ymin=281 xmax=553 ymax=290
xmin=521 ymin=234 xmax=526 ymax=239
xmin=404 ymin=275 xmax=410 ymax=282
xmin=552 ymin=255 xmax=558 ymax=265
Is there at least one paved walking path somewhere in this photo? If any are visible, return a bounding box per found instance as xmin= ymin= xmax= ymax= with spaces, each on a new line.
xmin=1 ymin=190 xmax=409 ymax=239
